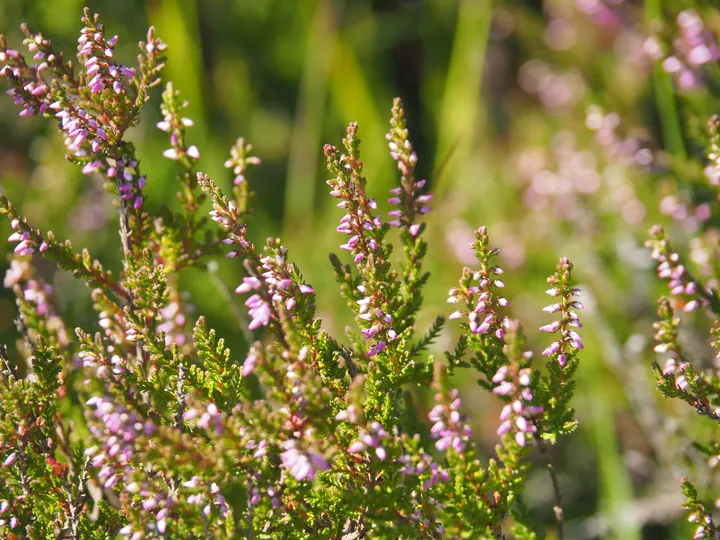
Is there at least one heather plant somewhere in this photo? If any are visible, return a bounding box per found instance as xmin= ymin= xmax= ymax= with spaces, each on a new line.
xmin=644 ymin=116 xmax=720 ymax=538
xmin=640 ymin=7 xmax=720 ymax=539
xmin=0 ymin=9 xmax=585 ymax=539
xmin=512 ymin=3 xmax=720 ymax=536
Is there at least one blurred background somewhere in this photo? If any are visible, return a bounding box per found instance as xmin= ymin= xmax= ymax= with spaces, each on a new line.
xmin=1 ymin=0 xmax=718 ymax=537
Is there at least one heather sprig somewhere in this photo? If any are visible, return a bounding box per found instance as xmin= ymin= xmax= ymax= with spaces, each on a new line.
xmin=445 ymin=246 xmax=584 ymax=538
xmin=644 ymin=8 xmax=720 ymax=520
xmin=386 ymin=98 xmax=434 ymax=336
xmin=533 ymin=258 xmax=583 ymax=442
xmin=0 ymin=196 xmax=130 ymax=306
xmin=323 ymin=117 xmax=444 ymax=421
xmin=680 ymin=478 xmax=720 ymax=540
xmin=325 ymin=124 xmax=399 ymax=361
xmin=647 ymin=224 xmax=720 ymax=314
xmin=0 ymin=7 xmax=167 ymax=262
xmin=225 ymin=137 xmax=260 ymax=214
xmin=651 ymin=297 xmax=720 ymax=422
xmin=446 ymin=225 xmax=510 ymax=384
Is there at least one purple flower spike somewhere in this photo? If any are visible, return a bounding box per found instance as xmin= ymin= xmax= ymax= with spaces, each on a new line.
xmin=429 ymin=391 xmax=472 ymax=455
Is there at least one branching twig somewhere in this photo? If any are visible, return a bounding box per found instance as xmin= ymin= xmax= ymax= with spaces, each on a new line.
xmin=535 ymin=435 xmax=564 ymax=540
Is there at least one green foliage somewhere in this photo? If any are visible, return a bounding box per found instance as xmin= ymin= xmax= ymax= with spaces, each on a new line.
xmin=189 ymin=316 xmax=245 ymax=411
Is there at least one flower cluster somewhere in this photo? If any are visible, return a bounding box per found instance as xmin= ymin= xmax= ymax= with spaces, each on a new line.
xmin=585 ymin=105 xmax=654 ymax=169
xmin=4 ymin=259 xmax=69 ymax=349
xmin=448 ymin=226 xmax=508 ymax=339
xmin=235 ymin=242 xmax=315 ymax=331
xmin=85 ymin=397 xmax=156 ymax=488
xmin=225 ymin=137 xmax=261 ymax=186
xmin=280 ymin=439 xmax=329 ymax=482
xmin=386 ymin=97 xmax=432 ymax=233
xmin=398 ymin=451 xmax=449 ymax=491
xmin=428 ymin=389 xmax=473 ymax=453
xmin=705 ymin=114 xmax=720 ymax=187
xmin=157 ymin=296 xmax=192 ymax=347
xmin=645 ymin=10 xmax=720 ymax=90
xmin=3 ymin=259 xmax=30 ymax=289
xmin=652 ymin=297 xmax=688 ymax=381
xmin=0 ymin=9 xmax=167 ymax=268
xmin=105 ymin=158 xmax=146 ymax=210
xmin=184 ymin=403 xmax=223 ymax=436
xmin=326 ymin=128 xmax=384 ymax=266
xmin=493 ymin=365 xmax=542 ymax=447
xmin=247 ymin=471 xmax=278 ymax=509
xmin=223 ymin=137 xmax=259 ymax=215
xmin=7 ymin=219 xmax=46 ymax=256
xmin=538 ymin=258 xmax=583 ymax=366
xmin=0 ymin=28 xmax=63 ymax=118
xmin=647 ymin=225 xmax=714 ymax=314
xmin=77 ymin=18 xmax=135 ymax=95
xmin=347 ymin=421 xmax=389 ymax=460
xmin=325 ymin=125 xmax=402 ymax=359
xmin=158 ymin=82 xmax=200 ymax=163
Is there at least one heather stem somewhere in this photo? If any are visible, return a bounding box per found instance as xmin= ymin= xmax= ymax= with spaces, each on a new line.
xmin=0 ymin=344 xmax=16 ymax=379
xmin=18 ymin=442 xmax=31 ymax=497
xmin=63 ymin=460 xmax=88 ymax=540
xmin=536 ymin=435 xmax=564 ymax=540
xmin=118 ymin=197 xmax=133 ymax=260
xmin=115 ymin=197 xmax=146 ymax=366
xmin=174 ymin=361 xmax=186 ymax=432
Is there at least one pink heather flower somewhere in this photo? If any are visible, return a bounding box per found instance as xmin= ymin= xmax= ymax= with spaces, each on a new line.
xmin=187 ymin=145 xmax=200 ymax=159
xmin=247 ymin=299 xmax=271 ymax=330
xmin=280 ymin=441 xmax=329 ymax=482
xmin=253 ymin=440 xmax=268 ymax=459
xmin=183 ymin=477 xmax=200 ymax=489
xmin=125 ymin=482 xmax=141 ymax=494
xmin=335 ymin=406 xmax=359 ymax=424
xmin=493 ymin=381 xmax=514 ymax=395
xmin=542 ymin=341 xmax=560 ymax=357
xmin=3 ymin=453 xmax=17 ymax=467
xmin=651 ymin=11 xmax=720 ymax=91
xmin=348 ymin=441 xmax=366 ymax=454
xmin=236 ymin=276 xmax=262 ymax=294
xmin=497 ymin=420 xmax=512 ymax=436
xmin=385 ymin=100 xmax=432 ymax=231
xmin=539 ymin=321 xmax=560 ymax=333
xmin=242 ymin=350 xmax=257 ymax=377
xmin=492 ymin=365 xmax=507 ymax=383
xmin=348 ymin=422 xmax=388 ymax=459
